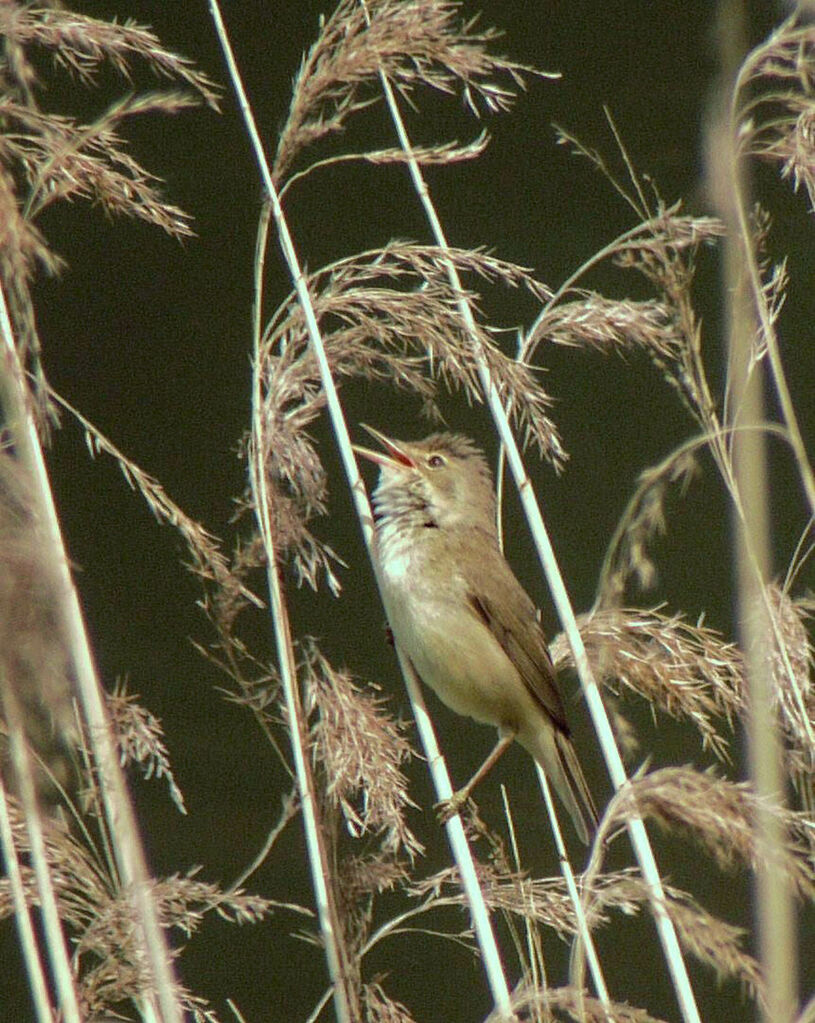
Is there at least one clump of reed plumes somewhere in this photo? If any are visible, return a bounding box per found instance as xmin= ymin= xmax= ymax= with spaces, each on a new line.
xmin=0 ymin=788 xmax=281 ymax=1022
xmin=488 ymin=985 xmax=672 ymax=1023
xmin=734 ymin=18 xmax=815 ymax=211
xmin=0 ymin=5 xmax=271 ymax=1022
xmin=273 ymin=0 xmax=542 ymax=184
xmin=0 ymin=2 xmax=218 ymax=421
xmin=599 ymin=766 xmax=813 ymax=896
xmin=551 ymin=607 xmax=744 ymax=761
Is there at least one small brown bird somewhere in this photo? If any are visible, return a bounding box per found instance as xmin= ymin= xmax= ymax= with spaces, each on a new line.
xmin=354 ymin=427 xmax=597 ymax=843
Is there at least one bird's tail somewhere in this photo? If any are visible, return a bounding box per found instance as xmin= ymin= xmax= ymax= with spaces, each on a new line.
xmin=553 ymin=731 xmax=598 ymax=845
xmin=522 ymin=724 xmax=598 ymax=844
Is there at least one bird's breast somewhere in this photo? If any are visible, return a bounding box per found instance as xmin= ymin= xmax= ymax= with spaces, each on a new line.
xmin=377 ymin=532 xmax=530 ymax=731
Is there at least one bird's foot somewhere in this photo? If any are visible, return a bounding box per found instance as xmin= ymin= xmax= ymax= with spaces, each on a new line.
xmin=435 ymin=791 xmax=473 ymax=824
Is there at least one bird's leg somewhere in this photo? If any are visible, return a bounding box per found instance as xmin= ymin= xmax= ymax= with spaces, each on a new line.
xmin=436 ymin=732 xmax=515 ymax=823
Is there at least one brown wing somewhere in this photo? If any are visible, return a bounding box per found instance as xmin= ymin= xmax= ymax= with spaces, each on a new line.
xmin=463 ymin=544 xmax=569 ymax=734
xmin=454 ymin=532 xmax=598 ymax=840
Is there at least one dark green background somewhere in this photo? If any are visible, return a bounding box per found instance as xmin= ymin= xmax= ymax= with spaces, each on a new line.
xmin=5 ymin=1 xmax=814 ymax=1020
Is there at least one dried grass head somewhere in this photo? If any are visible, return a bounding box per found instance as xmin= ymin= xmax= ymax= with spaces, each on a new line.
xmin=274 ymin=0 xmax=546 ymax=183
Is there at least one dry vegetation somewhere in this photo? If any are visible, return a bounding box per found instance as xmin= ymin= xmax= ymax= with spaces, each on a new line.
xmin=0 ymin=2 xmax=813 ymax=1022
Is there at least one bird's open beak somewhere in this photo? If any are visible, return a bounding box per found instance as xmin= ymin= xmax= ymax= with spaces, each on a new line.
xmin=353 ymin=425 xmax=417 ymax=470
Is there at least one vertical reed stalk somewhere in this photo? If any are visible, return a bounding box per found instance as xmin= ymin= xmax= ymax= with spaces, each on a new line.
xmin=0 ymin=280 xmax=180 ymax=1023
xmin=0 ymin=781 xmax=53 ymax=1023
xmin=711 ymin=4 xmax=799 ymax=1019
xmin=208 ymin=1 xmax=516 ymax=1016
xmin=369 ymin=31 xmax=703 ymax=1023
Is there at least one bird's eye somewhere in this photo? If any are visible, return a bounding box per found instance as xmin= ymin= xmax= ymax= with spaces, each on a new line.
xmin=427 ymin=454 xmax=445 ymax=468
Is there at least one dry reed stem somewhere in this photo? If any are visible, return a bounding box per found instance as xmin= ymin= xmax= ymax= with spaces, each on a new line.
xmin=370 ymin=11 xmax=705 ymax=1023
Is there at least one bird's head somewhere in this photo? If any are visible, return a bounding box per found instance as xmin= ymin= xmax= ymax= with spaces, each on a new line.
xmin=354 ymin=426 xmax=496 ymax=533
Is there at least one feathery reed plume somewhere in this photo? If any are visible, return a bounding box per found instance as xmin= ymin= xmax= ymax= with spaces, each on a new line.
xmin=0 ymin=8 xmax=220 ymax=101
xmin=0 ymin=798 xmax=279 ymax=1021
xmin=106 ymin=683 xmax=187 ymax=816
xmin=547 ymin=126 xmax=725 ymax=433
xmin=304 ymin=643 xmax=422 ymax=859
xmin=50 ymin=390 xmax=240 ymax=597
xmin=659 ymin=888 xmax=763 ymax=1001
xmin=761 ymin=585 xmax=814 ymax=794
xmin=487 ymin=984 xmax=672 ymax=1023
xmin=733 ymin=16 xmax=815 ymax=211
xmin=410 ymin=860 xmax=579 ymax=937
xmin=551 ymin=608 xmax=744 ymax=761
xmin=257 ymin=242 xmax=563 ymax=475
xmin=409 ymin=854 xmax=765 ymax=1001
xmin=603 ymin=766 xmax=814 ymax=899
xmin=0 ymin=3 xmax=218 ymax=424
xmin=568 ymin=867 xmax=763 ymax=1000
xmin=48 ymin=388 xmax=278 ymax=737
xmin=274 ymin=0 xmax=537 ymax=182
xmin=529 ymin=294 xmax=684 ymax=361
xmin=362 ymin=980 xmax=417 ymax=1023
xmin=595 ymin=445 xmax=701 ymax=605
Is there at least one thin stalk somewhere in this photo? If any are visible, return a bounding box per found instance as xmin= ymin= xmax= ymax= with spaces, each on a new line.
xmin=371 ymin=34 xmax=703 ymax=1023
xmin=534 ymin=766 xmax=611 ymax=1016
xmin=248 ymin=424 xmax=358 ymax=1022
xmin=500 ymin=787 xmax=547 ymax=1023
xmin=0 ymin=282 xmax=177 ymax=1023
xmin=0 ymin=686 xmax=81 ymax=1023
xmin=0 ymin=782 xmax=54 ymax=1023
xmin=713 ymin=4 xmax=798 ymax=1019
xmin=207 ymin=3 xmax=517 ymax=1016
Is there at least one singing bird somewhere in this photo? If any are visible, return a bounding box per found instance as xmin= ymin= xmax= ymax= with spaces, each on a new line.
xmin=354 ymin=427 xmax=597 ymax=843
